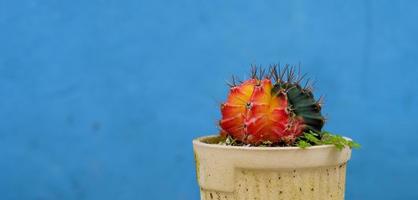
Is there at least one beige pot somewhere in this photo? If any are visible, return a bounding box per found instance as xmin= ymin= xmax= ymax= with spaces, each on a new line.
xmin=193 ymin=135 xmax=352 ymax=200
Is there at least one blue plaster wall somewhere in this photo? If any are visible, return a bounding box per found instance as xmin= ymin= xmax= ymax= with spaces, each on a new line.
xmin=1 ymin=0 xmax=418 ymax=199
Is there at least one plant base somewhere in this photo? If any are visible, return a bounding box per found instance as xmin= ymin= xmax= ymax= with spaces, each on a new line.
xmin=193 ymin=135 xmax=352 ymax=200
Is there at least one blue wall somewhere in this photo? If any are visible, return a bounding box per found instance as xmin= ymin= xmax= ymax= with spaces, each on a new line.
xmin=1 ymin=0 xmax=418 ymax=199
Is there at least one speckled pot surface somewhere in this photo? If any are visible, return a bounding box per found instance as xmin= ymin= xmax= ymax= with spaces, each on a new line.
xmin=193 ymin=135 xmax=352 ymax=200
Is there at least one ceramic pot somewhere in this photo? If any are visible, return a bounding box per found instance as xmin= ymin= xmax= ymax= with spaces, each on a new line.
xmin=193 ymin=135 xmax=352 ymax=200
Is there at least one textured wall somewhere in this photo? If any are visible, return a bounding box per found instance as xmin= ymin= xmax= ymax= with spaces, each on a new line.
xmin=1 ymin=0 xmax=418 ymax=199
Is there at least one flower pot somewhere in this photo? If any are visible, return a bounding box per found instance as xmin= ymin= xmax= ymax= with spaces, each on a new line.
xmin=193 ymin=135 xmax=352 ymax=200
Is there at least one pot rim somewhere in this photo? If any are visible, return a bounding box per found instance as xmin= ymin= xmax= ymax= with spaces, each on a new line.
xmin=193 ymin=135 xmax=352 ymax=151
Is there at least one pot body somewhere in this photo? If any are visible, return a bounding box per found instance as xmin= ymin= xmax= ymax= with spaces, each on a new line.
xmin=193 ymin=135 xmax=352 ymax=200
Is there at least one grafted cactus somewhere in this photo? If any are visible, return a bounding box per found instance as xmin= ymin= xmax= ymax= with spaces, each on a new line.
xmin=219 ymin=65 xmax=324 ymax=145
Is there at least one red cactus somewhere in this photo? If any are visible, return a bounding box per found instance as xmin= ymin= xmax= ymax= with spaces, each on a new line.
xmin=219 ymin=66 xmax=324 ymax=145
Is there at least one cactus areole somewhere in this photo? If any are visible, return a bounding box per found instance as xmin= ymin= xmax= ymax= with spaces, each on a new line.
xmin=219 ymin=66 xmax=325 ymax=145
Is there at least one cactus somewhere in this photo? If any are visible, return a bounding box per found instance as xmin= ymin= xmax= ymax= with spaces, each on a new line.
xmin=219 ymin=65 xmax=325 ymax=145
